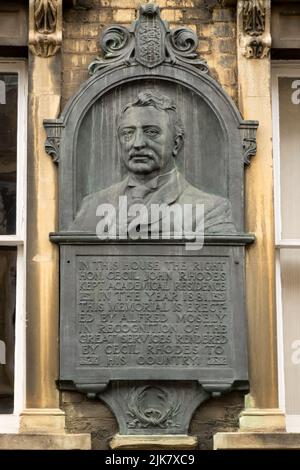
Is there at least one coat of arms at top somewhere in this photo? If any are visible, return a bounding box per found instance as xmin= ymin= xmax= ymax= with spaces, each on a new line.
xmin=89 ymin=3 xmax=208 ymax=74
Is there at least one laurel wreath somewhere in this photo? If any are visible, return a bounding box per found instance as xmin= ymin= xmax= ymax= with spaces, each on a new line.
xmin=127 ymin=385 xmax=180 ymax=429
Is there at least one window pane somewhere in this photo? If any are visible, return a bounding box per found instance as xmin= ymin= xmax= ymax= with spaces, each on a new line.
xmin=279 ymin=77 xmax=300 ymax=239
xmin=0 ymin=247 xmax=16 ymax=414
xmin=281 ymin=249 xmax=300 ymax=415
xmin=0 ymin=73 xmax=17 ymax=235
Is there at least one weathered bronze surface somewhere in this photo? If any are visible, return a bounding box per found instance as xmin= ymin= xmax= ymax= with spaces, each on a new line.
xmin=60 ymin=243 xmax=247 ymax=388
xmin=45 ymin=4 xmax=257 ymax=435
xmin=71 ymin=91 xmax=236 ymax=235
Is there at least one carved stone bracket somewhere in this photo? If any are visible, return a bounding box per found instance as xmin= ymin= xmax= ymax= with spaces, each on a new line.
xmin=244 ymin=38 xmax=270 ymax=59
xmin=89 ymin=3 xmax=208 ymax=75
xmin=44 ymin=118 xmax=63 ymax=163
xmin=243 ymin=0 xmax=265 ymax=36
xmin=100 ymin=381 xmax=209 ymax=435
xmin=240 ymin=120 xmax=258 ymax=166
xmin=29 ymin=0 xmax=62 ymax=57
xmin=238 ymin=0 xmax=271 ymax=59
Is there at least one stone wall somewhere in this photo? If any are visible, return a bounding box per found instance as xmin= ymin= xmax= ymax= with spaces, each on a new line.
xmin=61 ymin=390 xmax=244 ymax=450
xmin=60 ymin=0 xmax=243 ymax=450
xmin=62 ymin=0 xmax=237 ymax=106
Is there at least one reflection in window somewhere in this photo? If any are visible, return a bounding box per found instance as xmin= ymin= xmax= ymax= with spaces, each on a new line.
xmin=0 ymin=74 xmax=17 ymax=235
xmin=279 ymin=77 xmax=300 ymax=238
xmin=0 ymin=248 xmax=16 ymax=413
xmin=277 ymin=75 xmax=300 ymax=420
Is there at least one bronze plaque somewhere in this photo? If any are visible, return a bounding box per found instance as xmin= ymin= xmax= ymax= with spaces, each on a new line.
xmin=60 ymin=243 xmax=247 ymax=388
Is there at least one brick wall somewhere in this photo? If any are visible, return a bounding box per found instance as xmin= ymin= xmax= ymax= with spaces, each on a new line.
xmin=61 ymin=0 xmax=242 ymax=450
xmin=62 ymin=0 xmax=237 ymax=107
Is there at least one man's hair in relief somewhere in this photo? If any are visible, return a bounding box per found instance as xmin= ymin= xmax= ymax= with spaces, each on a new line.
xmin=117 ymin=90 xmax=185 ymax=145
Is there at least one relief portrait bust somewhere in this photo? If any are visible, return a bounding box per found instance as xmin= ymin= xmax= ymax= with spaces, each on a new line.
xmin=71 ymin=91 xmax=236 ymax=236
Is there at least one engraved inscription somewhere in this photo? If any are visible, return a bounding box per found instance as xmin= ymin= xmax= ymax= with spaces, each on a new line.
xmin=76 ymin=256 xmax=232 ymax=369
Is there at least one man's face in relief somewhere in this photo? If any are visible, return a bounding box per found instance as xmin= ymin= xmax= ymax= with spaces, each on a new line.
xmin=118 ymin=106 xmax=176 ymax=176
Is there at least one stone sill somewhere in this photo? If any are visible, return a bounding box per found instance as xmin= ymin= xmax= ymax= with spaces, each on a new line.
xmin=110 ymin=434 xmax=197 ymax=450
xmin=214 ymin=432 xmax=300 ymax=449
xmin=0 ymin=433 xmax=91 ymax=450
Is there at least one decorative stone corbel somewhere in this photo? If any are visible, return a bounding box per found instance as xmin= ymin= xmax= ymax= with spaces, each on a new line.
xmin=240 ymin=120 xmax=259 ymax=166
xmin=29 ymin=0 xmax=62 ymax=57
xmin=238 ymin=0 xmax=271 ymax=59
xmin=44 ymin=118 xmax=63 ymax=163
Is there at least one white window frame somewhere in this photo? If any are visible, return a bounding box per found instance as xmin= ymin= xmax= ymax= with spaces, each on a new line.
xmin=272 ymin=62 xmax=300 ymax=432
xmin=0 ymin=60 xmax=27 ymax=432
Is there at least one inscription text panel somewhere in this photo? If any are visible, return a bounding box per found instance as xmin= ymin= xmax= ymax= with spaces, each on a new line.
xmin=60 ymin=244 xmax=247 ymax=384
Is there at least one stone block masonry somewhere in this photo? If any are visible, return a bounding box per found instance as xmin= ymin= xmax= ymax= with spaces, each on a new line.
xmin=62 ymin=0 xmax=237 ymax=107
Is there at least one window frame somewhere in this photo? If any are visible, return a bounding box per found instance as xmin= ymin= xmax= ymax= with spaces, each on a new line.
xmin=272 ymin=62 xmax=300 ymax=432
xmin=0 ymin=60 xmax=27 ymax=432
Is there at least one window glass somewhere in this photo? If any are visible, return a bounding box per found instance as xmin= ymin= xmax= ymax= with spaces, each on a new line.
xmin=0 ymin=247 xmax=16 ymax=414
xmin=0 ymin=73 xmax=17 ymax=235
xmin=280 ymin=249 xmax=300 ymax=414
xmin=0 ymin=62 xmax=26 ymax=424
xmin=277 ymin=74 xmax=300 ymax=419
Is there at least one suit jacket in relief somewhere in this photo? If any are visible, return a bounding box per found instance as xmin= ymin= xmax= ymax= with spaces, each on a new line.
xmin=71 ymin=170 xmax=236 ymax=235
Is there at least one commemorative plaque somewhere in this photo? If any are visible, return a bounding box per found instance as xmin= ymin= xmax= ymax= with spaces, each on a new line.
xmin=58 ymin=243 xmax=247 ymax=384
xmin=45 ymin=4 xmax=257 ymax=437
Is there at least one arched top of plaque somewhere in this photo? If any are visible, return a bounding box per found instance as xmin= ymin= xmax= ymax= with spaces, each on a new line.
xmin=45 ymin=3 xmax=258 ymax=234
